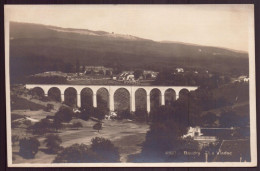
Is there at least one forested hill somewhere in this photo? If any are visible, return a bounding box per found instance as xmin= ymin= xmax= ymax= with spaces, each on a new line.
xmin=9 ymin=22 xmax=249 ymax=83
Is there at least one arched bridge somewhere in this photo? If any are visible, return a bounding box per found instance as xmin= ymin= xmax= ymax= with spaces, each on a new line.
xmin=25 ymin=84 xmax=198 ymax=113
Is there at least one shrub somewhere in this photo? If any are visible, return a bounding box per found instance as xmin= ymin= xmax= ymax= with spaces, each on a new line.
xmin=79 ymin=106 xmax=107 ymax=121
xmin=93 ymin=122 xmax=102 ymax=132
xmin=52 ymin=117 xmax=63 ymax=132
xmin=71 ymin=122 xmax=83 ymax=130
xmin=78 ymin=106 xmax=93 ymax=121
xmin=19 ymin=137 xmax=40 ymax=159
xmin=45 ymin=104 xmax=54 ymax=112
xmin=43 ymin=134 xmax=63 ymax=154
xmin=53 ymin=143 xmax=100 ymax=163
xmin=92 ymin=107 xmax=106 ymax=121
xmin=90 ymin=137 xmax=120 ymax=162
xmin=28 ymin=118 xmax=52 ymax=135
xmin=55 ymin=106 xmax=73 ymax=123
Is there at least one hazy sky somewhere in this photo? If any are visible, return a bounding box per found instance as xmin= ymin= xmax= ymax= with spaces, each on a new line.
xmin=5 ymin=5 xmax=254 ymax=52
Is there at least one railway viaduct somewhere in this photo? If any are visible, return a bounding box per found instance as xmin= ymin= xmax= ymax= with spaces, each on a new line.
xmin=25 ymin=84 xmax=198 ymax=113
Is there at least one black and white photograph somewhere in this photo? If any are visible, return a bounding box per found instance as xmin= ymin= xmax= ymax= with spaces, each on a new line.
xmin=4 ymin=4 xmax=257 ymax=167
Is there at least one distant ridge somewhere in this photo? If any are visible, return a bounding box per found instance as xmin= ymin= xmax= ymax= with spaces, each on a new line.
xmin=9 ymin=21 xmax=249 ymax=83
xmin=160 ymin=40 xmax=247 ymax=54
xmin=10 ymin=21 xmax=247 ymax=53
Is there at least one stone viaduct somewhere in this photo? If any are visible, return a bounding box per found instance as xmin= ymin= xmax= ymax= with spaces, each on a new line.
xmin=25 ymin=84 xmax=198 ymax=113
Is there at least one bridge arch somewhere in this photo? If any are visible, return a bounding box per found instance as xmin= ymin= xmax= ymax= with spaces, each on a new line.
xmin=47 ymin=87 xmax=61 ymax=102
xmin=80 ymin=88 xmax=93 ymax=108
xmin=114 ymin=88 xmax=130 ymax=112
xmin=96 ymin=87 xmax=109 ymax=109
xmin=64 ymin=87 xmax=77 ymax=107
xmin=164 ymin=88 xmax=176 ymax=105
xmin=29 ymin=87 xmax=45 ymax=99
xmin=135 ymin=88 xmax=147 ymax=111
xmin=150 ymin=88 xmax=161 ymax=111
xmin=179 ymin=88 xmax=190 ymax=99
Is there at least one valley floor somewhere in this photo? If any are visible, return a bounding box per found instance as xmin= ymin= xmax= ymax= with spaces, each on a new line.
xmin=11 ymin=111 xmax=149 ymax=164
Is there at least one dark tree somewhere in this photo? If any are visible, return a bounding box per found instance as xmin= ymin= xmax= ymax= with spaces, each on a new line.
xmin=28 ymin=118 xmax=52 ymax=135
xmin=93 ymin=122 xmax=102 ymax=132
xmin=55 ymin=106 xmax=73 ymax=123
xmin=53 ymin=144 xmax=100 ymax=163
xmin=52 ymin=117 xmax=63 ymax=132
xmin=72 ymin=121 xmax=83 ymax=130
xmin=43 ymin=134 xmax=63 ymax=154
xmin=19 ymin=137 xmax=40 ymax=159
xmin=90 ymin=137 xmax=120 ymax=162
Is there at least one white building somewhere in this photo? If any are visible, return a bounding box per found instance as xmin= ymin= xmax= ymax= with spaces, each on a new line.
xmin=176 ymin=68 xmax=184 ymax=73
xmin=237 ymin=75 xmax=249 ymax=82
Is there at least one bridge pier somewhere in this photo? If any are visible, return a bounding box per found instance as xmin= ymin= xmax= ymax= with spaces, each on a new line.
xmin=93 ymin=93 xmax=97 ymax=108
xmin=109 ymin=94 xmax=114 ymax=111
xmin=147 ymin=94 xmax=151 ymax=113
xmin=161 ymin=94 xmax=165 ymax=106
xmin=61 ymin=94 xmax=65 ymax=102
xmin=77 ymin=94 xmax=81 ymax=108
xmin=130 ymin=93 xmax=135 ymax=112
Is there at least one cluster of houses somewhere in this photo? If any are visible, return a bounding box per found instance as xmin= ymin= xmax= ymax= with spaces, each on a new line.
xmin=236 ymin=75 xmax=249 ymax=82
xmin=33 ymin=66 xmax=216 ymax=84
xmin=112 ymin=70 xmax=159 ymax=84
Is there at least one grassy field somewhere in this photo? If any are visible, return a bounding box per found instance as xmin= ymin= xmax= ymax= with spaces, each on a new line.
xmin=11 ymin=114 xmax=149 ymax=163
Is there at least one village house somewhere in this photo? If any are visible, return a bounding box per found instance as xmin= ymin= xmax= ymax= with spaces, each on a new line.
xmin=236 ymin=75 xmax=249 ymax=82
xmin=176 ymin=68 xmax=184 ymax=73
xmin=143 ymin=70 xmax=159 ymax=79
xmin=118 ymin=71 xmax=135 ymax=81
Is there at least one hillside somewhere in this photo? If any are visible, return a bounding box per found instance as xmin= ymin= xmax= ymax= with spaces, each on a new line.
xmin=9 ymin=22 xmax=249 ymax=83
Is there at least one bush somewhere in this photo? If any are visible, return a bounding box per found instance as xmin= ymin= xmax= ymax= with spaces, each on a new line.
xmin=19 ymin=137 xmax=40 ymax=159
xmin=53 ymin=143 xmax=100 ymax=163
xmin=93 ymin=122 xmax=102 ymax=132
xmin=45 ymin=104 xmax=54 ymax=112
xmin=79 ymin=106 xmax=107 ymax=121
xmin=71 ymin=122 xmax=83 ymax=130
xmin=78 ymin=106 xmax=93 ymax=121
xmin=92 ymin=107 xmax=106 ymax=121
xmin=28 ymin=118 xmax=52 ymax=135
xmin=55 ymin=106 xmax=73 ymax=123
xmin=52 ymin=117 xmax=63 ymax=132
xmin=90 ymin=137 xmax=120 ymax=162
xmin=43 ymin=134 xmax=63 ymax=154
xmin=53 ymin=138 xmax=120 ymax=163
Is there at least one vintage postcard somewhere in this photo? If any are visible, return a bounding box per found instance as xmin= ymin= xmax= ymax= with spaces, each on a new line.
xmin=4 ymin=4 xmax=257 ymax=167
